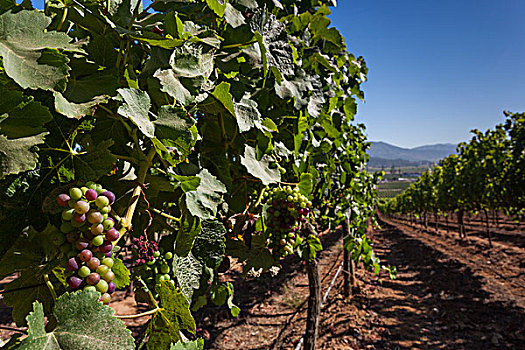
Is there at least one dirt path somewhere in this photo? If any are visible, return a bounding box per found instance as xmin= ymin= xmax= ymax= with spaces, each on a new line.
xmin=204 ymin=217 xmax=525 ymax=349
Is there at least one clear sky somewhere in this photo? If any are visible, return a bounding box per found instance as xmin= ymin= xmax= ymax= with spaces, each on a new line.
xmin=27 ymin=0 xmax=525 ymax=147
xmin=330 ymin=0 xmax=525 ymax=147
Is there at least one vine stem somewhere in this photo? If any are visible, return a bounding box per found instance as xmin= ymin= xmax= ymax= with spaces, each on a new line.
xmin=0 ymin=326 xmax=27 ymax=335
xmin=115 ymin=307 xmax=159 ymax=319
xmin=151 ymin=208 xmax=181 ymax=222
xmin=43 ymin=274 xmax=57 ymax=302
xmin=114 ymin=147 xmax=156 ymax=247
xmin=56 ymin=7 xmax=68 ymax=31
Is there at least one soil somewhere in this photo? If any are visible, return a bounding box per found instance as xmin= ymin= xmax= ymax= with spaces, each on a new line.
xmin=1 ymin=215 xmax=524 ymax=349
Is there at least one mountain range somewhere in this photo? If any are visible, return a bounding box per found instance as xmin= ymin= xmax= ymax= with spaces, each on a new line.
xmin=368 ymin=141 xmax=457 ymax=167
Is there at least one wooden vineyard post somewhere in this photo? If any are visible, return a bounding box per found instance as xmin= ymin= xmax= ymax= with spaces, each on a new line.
xmin=342 ymin=217 xmax=356 ymax=298
xmin=304 ymin=256 xmax=321 ymax=350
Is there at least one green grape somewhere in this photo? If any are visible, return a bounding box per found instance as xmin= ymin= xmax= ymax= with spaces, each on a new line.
xmin=146 ymin=259 xmax=156 ymax=266
xmin=78 ymin=266 xmax=90 ymax=278
xmin=60 ymin=222 xmax=74 ymax=233
xmin=160 ymin=264 xmax=170 ymax=274
xmin=62 ymin=208 xmax=75 ymax=221
xmin=92 ymin=235 xmax=104 ymax=247
xmin=84 ymin=285 xmax=97 ymax=292
xmin=95 ymin=279 xmax=108 ymax=293
xmin=100 ymin=206 xmax=110 ymax=214
xmin=95 ymin=184 xmax=104 ymax=194
xmin=95 ymin=196 xmax=109 ymax=208
xmin=81 ymin=187 xmax=89 ymax=195
xmin=86 ymin=181 xmax=96 ymax=190
xmin=69 ymin=187 xmax=82 ymax=200
xmin=96 ymin=265 xmax=109 ymax=276
xmin=164 ymin=252 xmax=173 ymax=260
xmin=101 ymin=293 xmax=111 ymax=304
xmin=153 ymin=251 xmax=161 ymax=258
xmin=102 ymin=258 xmax=114 ymax=268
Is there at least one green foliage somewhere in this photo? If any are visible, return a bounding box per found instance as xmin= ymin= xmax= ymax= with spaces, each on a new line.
xmin=0 ymin=0 xmax=383 ymax=346
xmin=17 ymin=290 xmax=134 ymax=349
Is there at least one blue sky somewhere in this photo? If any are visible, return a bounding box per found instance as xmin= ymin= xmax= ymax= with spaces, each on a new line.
xmin=28 ymin=0 xmax=525 ymax=147
xmin=330 ymin=0 xmax=525 ymax=147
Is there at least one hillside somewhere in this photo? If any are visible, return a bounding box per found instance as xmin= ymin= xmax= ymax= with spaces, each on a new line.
xmin=369 ymin=141 xmax=457 ymax=165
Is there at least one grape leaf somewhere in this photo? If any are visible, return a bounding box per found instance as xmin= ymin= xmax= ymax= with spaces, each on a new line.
xmin=210 ymin=282 xmax=240 ymax=317
xmin=0 ymin=10 xmax=76 ymax=90
xmin=233 ymin=95 xmax=262 ymax=133
xmin=298 ymin=172 xmax=314 ymax=195
xmin=73 ymin=138 xmax=116 ymax=181
xmin=112 ymin=257 xmax=131 ymax=289
xmin=2 ymin=267 xmax=55 ymax=326
xmin=154 ymin=69 xmax=193 ymax=106
xmin=170 ymin=339 xmax=204 ymax=350
xmin=115 ymin=88 xmax=155 ymax=138
xmin=0 ymin=87 xmax=52 ymax=138
xmin=173 ymin=252 xmax=202 ymax=301
xmin=192 ymin=220 xmax=226 ymax=269
xmin=0 ymin=224 xmax=59 ymax=278
xmin=185 ymin=169 xmax=227 ymax=219
xmin=54 ymin=92 xmax=108 ymax=119
xmin=174 ymin=207 xmax=201 ymax=257
xmin=224 ymin=3 xmax=245 ymax=28
xmin=146 ymin=282 xmax=196 ymax=350
xmin=0 ymin=132 xmax=47 ymax=179
xmin=240 ymin=145 xmax=281 ymax=185
xmin=17 ymin=290 xmax=134 ymax=349
xmin=205 ymin=0 xmax=226 ymax=17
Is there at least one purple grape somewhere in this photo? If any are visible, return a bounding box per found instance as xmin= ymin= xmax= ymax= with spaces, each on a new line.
xmin=74 ymin=201 xmax=90 ymax=214
xmin=99 ymin=242 xmax=113 ymax=254
xmin=75 ymin=238 xmax=90 ymax=251
xmin=67 ymin=276 xmax=83 ymax=289
xmin=105 ymin=228 xmax=119 ymax=242
xmin=86 ymin=273 xmax=100 ymax=285
xmin=87 ymin=210 xmax=103 ymax=224
xmin=85 ymin=189 xmax=98 ymax=201
xmin=66 ymin=257 xmax=80 ymax=271
xmin=66 ymin=231 xmax=80 ymax=243
xmin=83 ymin=230 xmax=95 ymax=240
xmin=107 ymin=281 xmax=116 ymax=293
xmin=104 ymin=251 xmax=113 ymax=258
xmin=57 ymin=194 xmax=70 ymax=207
xmin=79 ymin=249 xmax=93 ymax=262
xmin=86 ymin=257 xmax=100 ymax=270
xmin=100 ymin=191 xmax=115 ymax=204
xmin=73 ymin=213 xmax=86 ymax=223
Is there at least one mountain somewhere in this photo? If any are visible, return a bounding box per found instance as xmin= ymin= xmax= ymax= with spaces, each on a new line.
xmin=368 ymin=141 xmax=457 ymax=165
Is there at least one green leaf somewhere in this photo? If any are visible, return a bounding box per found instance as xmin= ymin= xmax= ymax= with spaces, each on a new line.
xmin=154 ymin=69 xmax=193 ymax=105
xmin=18 ymin=290 xmax=134 ymax=349
xmin=54 ymin=92 xmax=108 ymax=119
xmin=211 ymin=82 xmax=235 ymax=117
xmin=73 ymin=138 xmax=116 ymax=181
xmin=129 ymin=35 xmax=184 ymax=49
xmin=0 ymin=87 xmax=52 ymax=138
xmin=224 ymin=3 xmax=245 ymax=28
xmin=0 ymin=10 xmax=76 ymax=90
xmin=152 ymin=105 xmax=198 ymax=166
xmin=146 ymin=282 xmax=196 ymax=350
xmin=205 ymin=0 xmax=227 ymax=17
xmin=174 ymin=209 xmax=201 ymax=257
xmin=115 ymin=88 xmax=155 ymax=138
xmin=0 ymin=132 xmax=47 ymax=179
xmin=210 ymin=282 xmax=239 ymax=317
xmin=192 ymin=220 xmax=226 ymax=269
xmin=0 ymin=224 xmax=58 ymax=279
xmin=170 ymin=339 xmax=204 ymax=350
xmin=234 ymin=95 xmax=262 ymax=133
xmin=112 ymin=257 xmax=131 ymax=290
xmin=298 ymin=173 xmax=314 ymax=195
xmin=185 ymin=169 xmax=227 ymax=220
xmin=240 ymin=145 xmax=281 ymax=185
xmin=173 ymin=252 xmax=202 ymax=301
xmin=2 ymin=268 xmax=55 ymax=327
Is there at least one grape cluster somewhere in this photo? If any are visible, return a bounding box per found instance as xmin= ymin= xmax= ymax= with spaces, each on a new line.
xmin=263 ymin=186 xmax=312 ymax=258
xmin=57 ymin=182 xmax=118 ymax=304
xmin=132 ymin=236 xmax=175 ymax=284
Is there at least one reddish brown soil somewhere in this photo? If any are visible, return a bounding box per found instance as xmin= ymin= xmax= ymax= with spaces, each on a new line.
xmin=199 ymin=216 xmax=525 ymax=349
xmin=1 ymin=216 xmax=524 ymax=349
